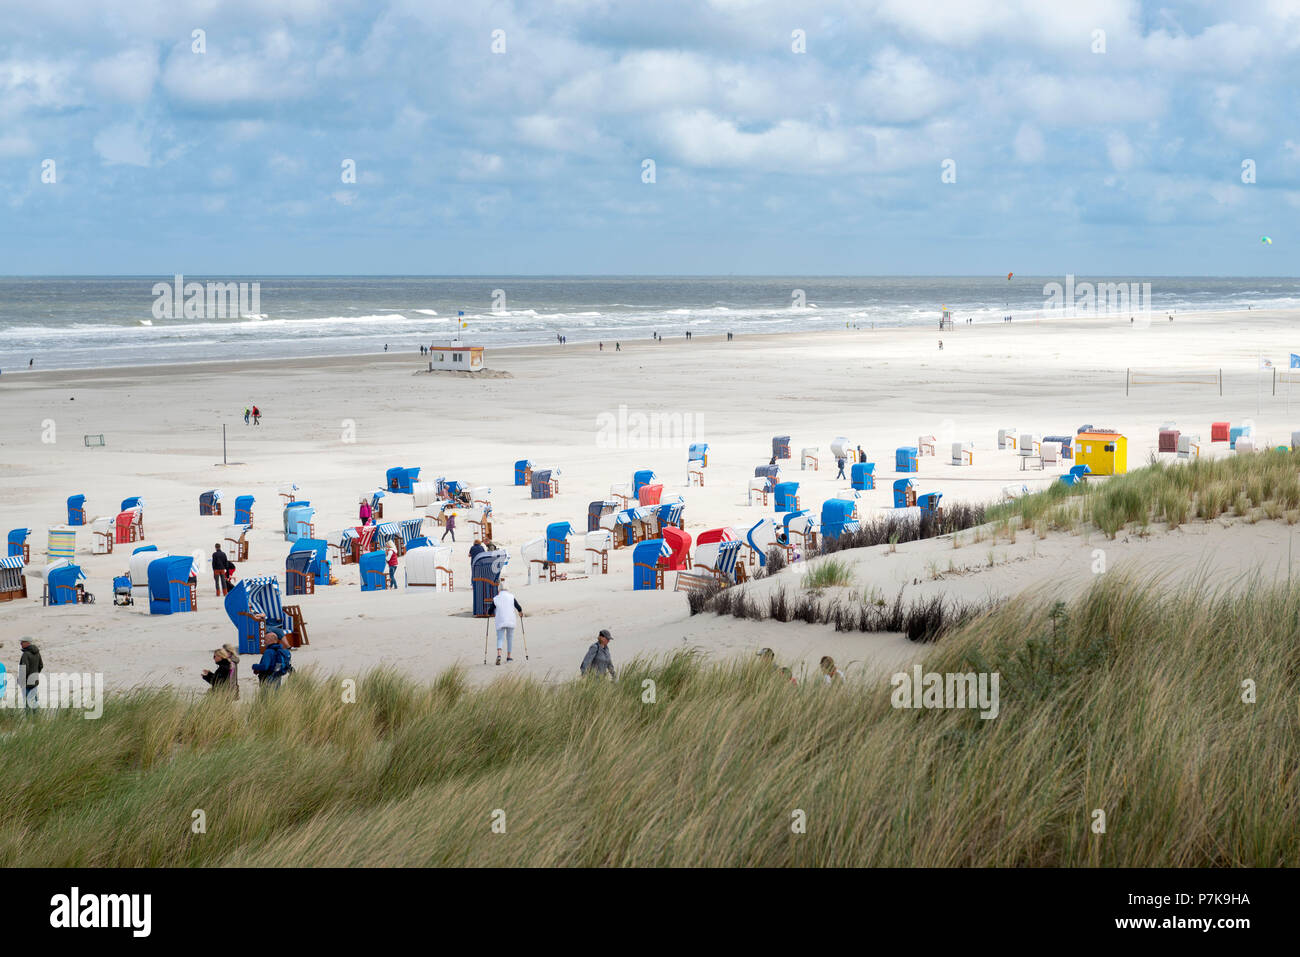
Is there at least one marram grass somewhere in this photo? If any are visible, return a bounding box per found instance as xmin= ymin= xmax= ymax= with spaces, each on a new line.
xmin=1 ymin=574 xmax=1296 ymax=866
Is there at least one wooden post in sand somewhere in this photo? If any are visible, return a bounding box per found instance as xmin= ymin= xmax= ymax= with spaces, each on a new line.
xmin=223 ymin=424 xmax=228 ymax=465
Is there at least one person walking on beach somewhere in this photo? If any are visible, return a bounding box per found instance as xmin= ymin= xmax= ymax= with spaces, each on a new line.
xmin=441 ymin=510 xmax=456 ymax=542
xmin=856 ymin=445 xmax=865 ymax=464
xmin=835 ymin=455 xmax=846 ymax=480
xmin=244 ymin=407 xmax=251 ymax=425
xmin=385 ymin=539 xmax=399 ymax=588
xmin=487 ymin=581 xmax=522 ymax=665
xmin=201 ymin=645 xmax=240 ymax=697
xmin=251 ymin=632 xmax=292 ymax=688
xmin=252 ymin=405 xmax=261 ymax=425
xmin=359 ymin=499 xmax=372 ymax=525
xmin=19 ymin=638 xmax=43 ymax=709
xmin=211 ymin=543 xmax=232 ymax=597
xmin=580 ymin=629 xmax=616 ymax=680
xmin=820 ymin=656 xmax=845 ymax=686
xmin=615 ymin=342 xmax=620 ymax=351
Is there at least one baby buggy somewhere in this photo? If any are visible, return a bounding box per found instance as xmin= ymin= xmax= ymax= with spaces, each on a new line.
xmin=113 ymin=575 xmax=133 ymax=606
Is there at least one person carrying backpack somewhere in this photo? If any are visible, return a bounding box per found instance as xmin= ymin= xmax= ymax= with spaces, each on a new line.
xmin=251 ymin=631 xmax=293 ymax=688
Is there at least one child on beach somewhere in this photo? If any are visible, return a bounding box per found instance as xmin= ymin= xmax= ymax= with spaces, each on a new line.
xmin=244 ymin=408 xmax=251 ymax=425
xmin=442 ymin=511 xmax=456 ymax=542
xmin=820 ymin=656 xmax=845 ymax=686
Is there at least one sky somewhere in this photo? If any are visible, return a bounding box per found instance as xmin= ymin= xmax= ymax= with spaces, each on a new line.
xmin=1 ymin=0 xmax=1298 ymax=276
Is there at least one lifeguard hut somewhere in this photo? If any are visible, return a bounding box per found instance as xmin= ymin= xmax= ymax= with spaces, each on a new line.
xmin=939 ymin=306 xmax=954 ymax=330
xmin=428 ymin=343 xmax=485 ymax=371
xmin=1074 ymin=429 xmax=1128 ymax=476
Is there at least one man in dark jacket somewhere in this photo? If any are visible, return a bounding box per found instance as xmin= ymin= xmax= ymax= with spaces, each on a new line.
xmin=251 ymin=631 xmax=291 ymax=687
xmin=468 ymin=539 xmax=485 ymax=564
xmin=19 ymin=638 xmax=43 ymax=708
xmin=580 ymin=629 xmax=616 ymax=680
xmin=211 ymin=543 xmax=231 ymax=596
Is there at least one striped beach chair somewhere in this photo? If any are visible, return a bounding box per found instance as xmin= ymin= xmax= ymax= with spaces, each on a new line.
xmin=632 ymin=538 xmax=671 ymax=590
xmin=0 ymin=555 xmax=27 ymax=603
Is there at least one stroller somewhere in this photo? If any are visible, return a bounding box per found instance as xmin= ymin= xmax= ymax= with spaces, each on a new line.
xmin=113 ymin=575 xmax=133 ymax=606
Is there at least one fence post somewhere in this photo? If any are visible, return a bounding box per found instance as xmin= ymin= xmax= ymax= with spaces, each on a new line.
xmin=1125 ymin=368 xmax=1129 ymax=396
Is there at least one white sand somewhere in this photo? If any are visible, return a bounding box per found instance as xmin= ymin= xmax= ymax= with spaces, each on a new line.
xmin=1 ymin=308 xmax=1297 ymax=693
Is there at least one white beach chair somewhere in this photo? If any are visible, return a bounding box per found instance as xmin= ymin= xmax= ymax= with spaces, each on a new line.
xmin=610 ymin=482 xmax=632 ymax=509
xmin=411 ymin=481 xmax=438 ymax=508
xmin=91 ymin=516 xmax=115 ymax=555
xmin=1177 ymin=434 xmax=1201 ymax=460
xmin=951 ymin=442 xmax=974 ymax=466
xmin=1041 ymin=442 xmax=1061 ymax=467
xmin=586 ymin=529 xmax=612 ymax=575
xmin=998 ymin=428 xmax=1018 ymax=450
xmin=800 ymin=447 xmax=819 ymax=471
xmin=918 ymin=435 xmax=936 ymax=457
xmin=522 ymin=537 xmax=550 ymax=584
xmin=747 ymin=477 xmax=770 ymax=506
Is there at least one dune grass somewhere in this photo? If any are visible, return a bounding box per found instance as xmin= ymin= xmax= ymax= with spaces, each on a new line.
xmin=1 ymin=574 xmax=1295 ymax=866
xmin=802 ymin=557 xmax=854 ymax=590
xmin=985 ymin=448 xmax=1300 ymax=538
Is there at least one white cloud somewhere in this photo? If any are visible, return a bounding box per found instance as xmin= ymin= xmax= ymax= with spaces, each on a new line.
xmin=89 ymin=47 xmax=159 ymax=102
xmin=1106 ymin=131 xmax=1134 ymax=170
xmin=1013 ymin=123 xmax=1045 ymax=162
xmin=657 ymin=109 xmax=856 ymax=171
xmin=856 ymin=49 xmax=950 ymax=123
xmin=93 ymin=122 xmax=151 ymax=167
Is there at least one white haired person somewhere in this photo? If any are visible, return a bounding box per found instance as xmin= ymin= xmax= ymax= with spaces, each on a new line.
xmin=487 ymin=580 xmax=523 ymax=666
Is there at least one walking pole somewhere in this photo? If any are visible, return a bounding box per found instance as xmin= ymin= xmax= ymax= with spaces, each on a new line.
xmin=483 ymin=616 xmax=489 ymax=665
xmin=520 ymin=613 xmax=530 ymax=661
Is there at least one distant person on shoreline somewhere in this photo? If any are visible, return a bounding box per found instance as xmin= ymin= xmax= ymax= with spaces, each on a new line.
xmin=29 ymin=358 xmax=33 ymax=368
xmin=599 ymin=342 xmax=603 ymax=351
xmin=615 ymin=342 xmax=620 ymax=351
xmin=244 ymin=407 xmax=251 ymax=425
xmin=252 ymin=405 xmax=261 ymax=425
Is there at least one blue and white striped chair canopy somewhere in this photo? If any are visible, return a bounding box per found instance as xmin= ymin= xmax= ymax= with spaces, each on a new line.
xmin=399 ymin=518 xmax=424 ymax=543
xmin=0 ymin=555 xmax=25 ymax=570
xmin=245 ymin=575 xmax=285 ymax=627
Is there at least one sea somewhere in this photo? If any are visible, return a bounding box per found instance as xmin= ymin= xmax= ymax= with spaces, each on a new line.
xmin=1 ymin=275 xmax=1297 ymax=372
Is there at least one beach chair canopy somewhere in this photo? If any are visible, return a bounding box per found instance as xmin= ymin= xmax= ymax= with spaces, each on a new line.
xmin=688 ymin=443 xmax=709 ymax=464
xmin=224 ymin=576 xmax=285 ymax=654
xmin=404 ymin=544 xmax=451 ymax=586
xmin=772 ymin=436 xmax=791 ymax=457
xmin=130 ymin=548 xmax=168 ymax=587
xmin=696 ymin=527 xmax=736 ymax=546
xmin=784 ymin=509 xmax=817 ymax=536
xmin=285 ymin=550 xmax=314 ymax=595
xmin=120 ymin=496 xmax=143 ymax=511
xmin=233 ymin=495 xmax=255 ymax=523
xmin=658 ymin=501 xmax=685 ymax=529
xmin=359 ymin=551 xmax=387 ymax=591
xmin=637 ymin=483 xmax=664 ymax=507
xmin=530 ymin=469 xmax=555 ymax=498
xmin=830 ymin=437 xmax=852 ymax=459
xmin=632 ymin=538 xmax=671 ymax=589
xmin=892 ymin=477 xmax=918 ymax=507
xmin=704 ymin=540 xmax=742 ymax=581
xmin=774 ymin=481 xmax=800 ymax=513
xmin=47 ymin=563 xmax=86 ymax=605
xmin=514 ymin=460 xmax=533 ymax=485
xmin=661 ymin=526 xmax=692 ymax=570
xmin=472 ymin=549 xmax=509 ymax=615
xmin=850 ymin=461 xmax=876 ymax=489
xmin=285 ymin=503 xmax=315 ymax=541
xmin=289 ymin=537 xmax=329 ymax=583
xmin=745 ymin=519 xmax=777 ymax=566
xmin=632 ymin=469 xmax=658 ymax=496
xmin=587 ymin=500 xmax=617 ymax=531
xmin=546 ymin=522 xmax=573 ymax=563
xmin=754 ymin=464 xmax=780 ymax=483
xmin=917 ymin=492 xmax=943 ymax=512
xmin=375 ymin=521 xmax=402 ymax=543
xmin=147 ymin=555 xmax=195 ymax=614
xmin=386 ymin=466 xmax=421 ymax=494
xmin=821 ymin=499 xmax=859 ymax=540
xmin=7 ymin=528 xmax=30 ymax=557
xmin=895 ymin=447 xmax=918 ymax=471
xmin=67 ymin=494 xmax=88 ymax=525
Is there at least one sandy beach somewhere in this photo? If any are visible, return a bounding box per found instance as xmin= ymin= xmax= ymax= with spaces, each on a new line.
xmin=2 ymin=308 xmax=1297 ymax=693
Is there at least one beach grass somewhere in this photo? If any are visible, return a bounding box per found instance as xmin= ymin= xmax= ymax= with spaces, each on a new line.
xmin=985 ymin=448 xmax=1300 ymax=538
xmin=1 ymin=573 xmax=1294 ymax=866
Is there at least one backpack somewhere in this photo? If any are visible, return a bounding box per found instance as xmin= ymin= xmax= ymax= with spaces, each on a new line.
xmin=273 ymin=644 xmax=294 ymax=676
